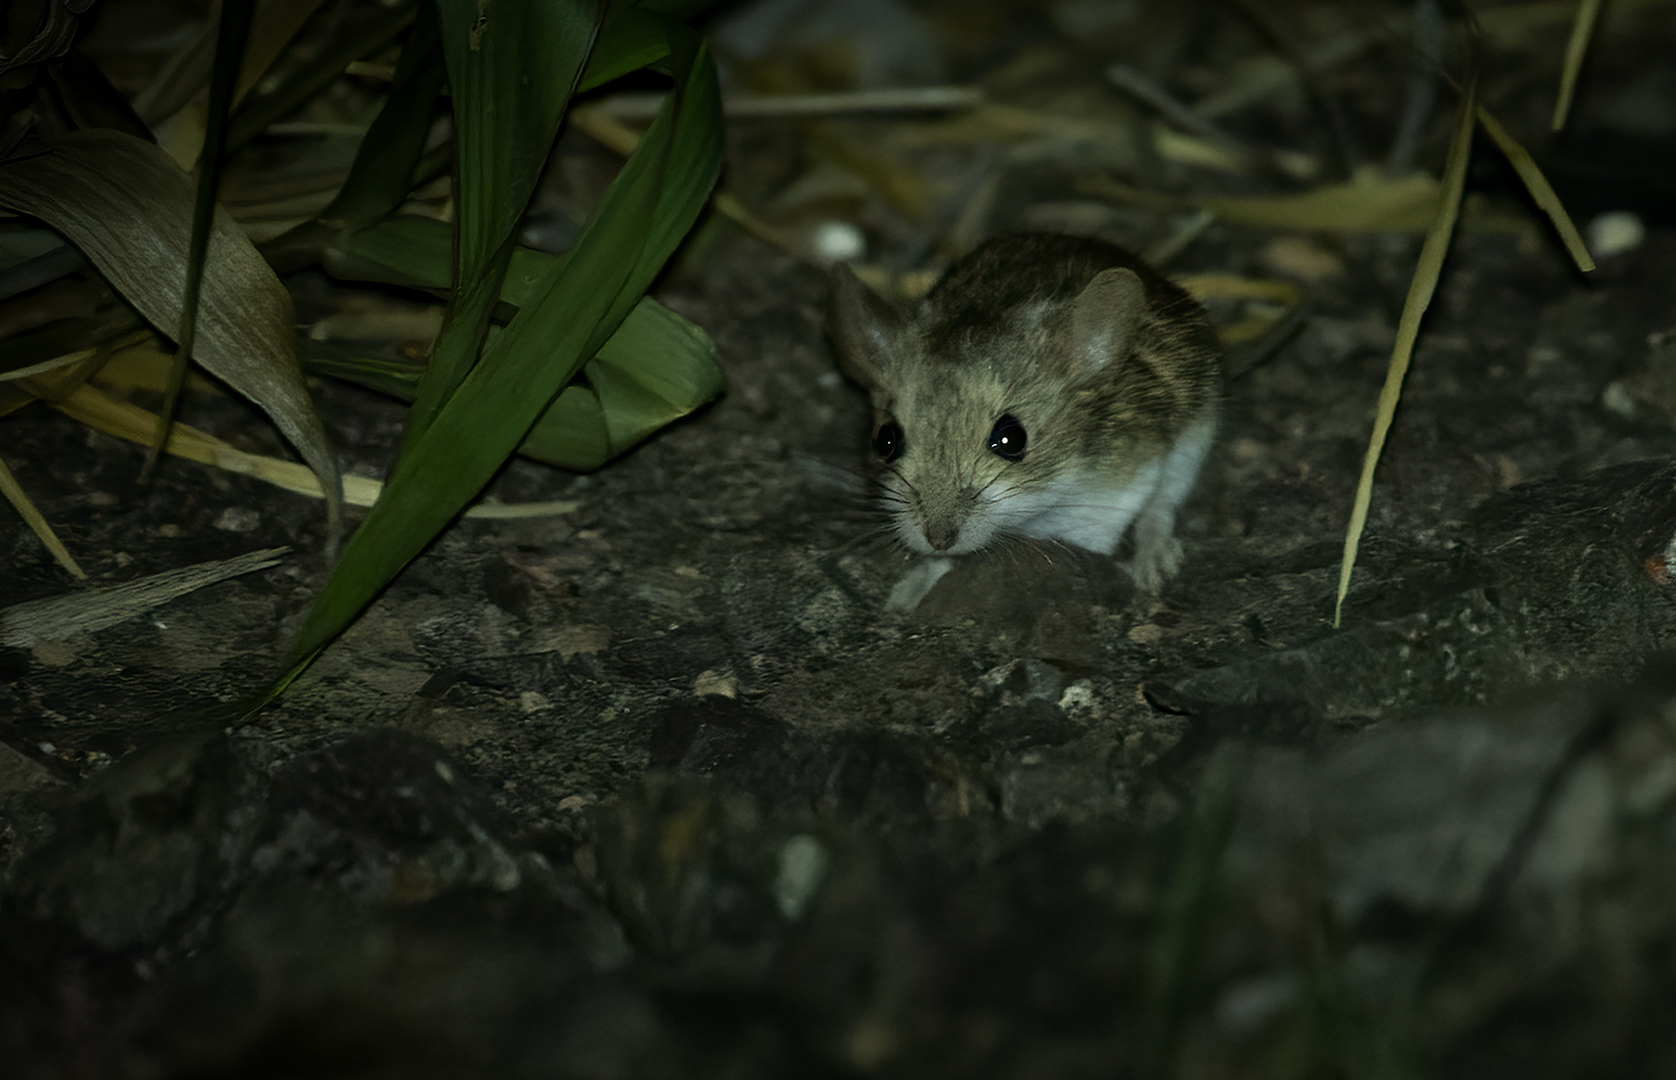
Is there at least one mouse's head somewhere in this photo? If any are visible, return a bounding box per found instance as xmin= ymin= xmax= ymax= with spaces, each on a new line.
xmin=828 ymin=259 xmax=1182 ymax=556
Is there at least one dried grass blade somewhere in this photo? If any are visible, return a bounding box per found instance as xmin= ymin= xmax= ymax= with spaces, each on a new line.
xmin=0 ymin=547 xmax=289 ymax=649
xmin=1477 ymin=105 xmax=1595 ymax=272
xmin=1080 ymin=172 xmax=1444 ymax=232
xmin=0 ymin=129 xmax=343 ymax=541
xmin=50 ymin=380 xmax=570 ymax=518
xmin=50 ymin=382 xmax=377 ymax=505
xmin=1334 ymin=80 xmax=1477 ymax=628
xmin=1552 ymin=0 xmax=1604 ymax=131
xmin=0 ymin=454 xmax=85 ymax=579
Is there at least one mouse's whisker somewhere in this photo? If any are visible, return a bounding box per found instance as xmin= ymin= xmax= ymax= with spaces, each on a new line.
xmin=885 ymin=467 xmax=921 ymax=501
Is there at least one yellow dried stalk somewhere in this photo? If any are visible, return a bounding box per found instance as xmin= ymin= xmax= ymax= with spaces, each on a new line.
xmin=1552 ymin=0 xmax=1605 ymax=130
xmin=1334 ymin=80 xmax=1478 ymax=628
xmin=51 ymin=382 xmax=576 ymax=520
xmin=1476 ymin=105 xmax=1594 ymax=271
xmin=0 ymin=455 xmax=86 ymax=579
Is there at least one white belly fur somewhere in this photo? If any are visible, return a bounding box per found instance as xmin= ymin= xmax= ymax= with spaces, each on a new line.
xmin=890 ymin=419 xmax=1215 ymax=607
xmin=1024 ymin=416 xmax=1212 ymax=537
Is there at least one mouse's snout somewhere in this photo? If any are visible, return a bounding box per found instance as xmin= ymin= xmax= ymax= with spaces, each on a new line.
xmin=924 ymin=519 xmax=961 ymax=552
xmin=903 ymin=482 xmax=990 ymax=555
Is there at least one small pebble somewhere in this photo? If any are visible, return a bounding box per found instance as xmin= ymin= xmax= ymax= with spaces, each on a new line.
xmin=775 ymin=834 xmax=828 ymax=920
xmin=692 ymin=668 xmax=738 ymax=698
xmin=1259 ymin=236 xmax=1344 ymax=281
xmin=813 ymin=220 xmax=866 ymax=263
xmin=213 ymin=507 xmax=261 ymax=533
xmin=1587 ymin=210 xmax=1645 ymax=260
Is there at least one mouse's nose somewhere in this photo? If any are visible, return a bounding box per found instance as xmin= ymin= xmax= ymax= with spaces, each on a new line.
xmin=924 ymin=522 xmax=960 ymax=551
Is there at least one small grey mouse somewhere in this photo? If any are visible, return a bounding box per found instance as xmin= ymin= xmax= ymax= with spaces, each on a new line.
xmin=828 ymin=233 xmax=1222 ymax=609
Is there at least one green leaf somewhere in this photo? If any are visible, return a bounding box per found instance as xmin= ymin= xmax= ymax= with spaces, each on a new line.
xmin=301 ymin=345 xmax=425 ymax=401
xmin=0 ymin=309 xmax=143 ymax=378
xmin=0 ymin=129 xmax=342 ymax=536
xmin=320 ymin=213 xmax=458 ymax=293
xmin=1142 ymin=746 xmax=1245 ymax=1080
xmin=281 ymin=19 xmax=723 ymax=676
xmin=322 ymin=212 xmax=585 ymax=307
xmin=633 ymin=0 xmax=726 ymax=22
xmin=149 ymin=0 xmax=256 ymax=483
xmin=46 ymin=54 xmax=155 ymax=142
xmin=224 ymin=1 xmax=420 ymax=154
xmin=306 ymin=289 xmax=724 ymax=471
xmin=318 ymin=212 xmax=724 ymax=468
xmin=262 ymin=2 xmax=447 ymax=273
xmin=521 ymin=296 xmax=723 ymax=469
xmin=579 ymin=6 xmax=674 ymax=91
xmin=319 ymin=2 xmax=445 ymax=229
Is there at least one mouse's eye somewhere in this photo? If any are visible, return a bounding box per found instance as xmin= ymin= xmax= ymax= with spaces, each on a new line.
xmin=987 ymin=414 xmax=1027 ymax=461
xmin=872 ymin=420 xmax=903 ymax=463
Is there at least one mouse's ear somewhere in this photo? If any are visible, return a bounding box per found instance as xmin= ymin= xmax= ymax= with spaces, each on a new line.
xmin=1067 ymin=266 xmax=1147 ymax=374
xmin=828 ymin=262 xmax=905 ymax=389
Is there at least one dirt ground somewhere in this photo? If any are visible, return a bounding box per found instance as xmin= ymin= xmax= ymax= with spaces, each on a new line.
xmin=6 ymin=1 xmax=1676 ymax=1077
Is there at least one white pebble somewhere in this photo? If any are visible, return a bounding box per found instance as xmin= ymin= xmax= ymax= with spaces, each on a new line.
xmin=1587 ymin=211 xmax=1645 ymax=260
xmin=774 ymin=833 xmax=828 ymax=920
xmin=813 ymin=220 xmax=866 ymax=264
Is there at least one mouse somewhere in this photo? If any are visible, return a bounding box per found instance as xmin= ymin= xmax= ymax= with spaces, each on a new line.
xmin=827 ymin=233 xmax=1223 ymax=610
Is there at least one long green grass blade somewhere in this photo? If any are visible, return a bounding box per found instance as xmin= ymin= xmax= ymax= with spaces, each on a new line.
xmin=0 ymin=310 xmax=142 ymax=376
xmin=147 ymin=0 xmax=256 ymax=483
xmin=1142 ymin=747 xmax=1244 ymax=1080
xmin=321 ymin=213 xmax=502 ymax=293
xmin=321 ymin=2 xmax=444 ymax=228
xmin=262 ymin=3 xmax=446 ymax=272
xmin=402 ymin=0 xmax=603 ymax=450
xmin=322 ymin=213 xmax=603 ymax=306
xmin=1334 ymin=80 xmax=1477 ymax=628
xmin=130 ymin=0 xmax=330 ymax=125
xmin=637 ymin=0 xmax=724 ymax=18
xmin=301 ymin=346 xmax=425 ymax=400
xmin=281 ymin=23 xmax=722 ymax=677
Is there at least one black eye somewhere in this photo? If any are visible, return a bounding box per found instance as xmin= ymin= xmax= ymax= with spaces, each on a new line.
xmin=987 ymin=414 xmax=1027 ymax=461
xmin=872 ymin=420 xmax=903 ymax=463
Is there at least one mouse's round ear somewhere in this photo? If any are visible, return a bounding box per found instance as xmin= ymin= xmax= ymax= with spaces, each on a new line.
xmin=827 ymin=262 xmax=905 ymax=390
xmin=1068 ymin=266 xmax=1147 ymax=374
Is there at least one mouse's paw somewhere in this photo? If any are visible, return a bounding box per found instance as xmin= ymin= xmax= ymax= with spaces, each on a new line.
xmin=887 ymin=557 xmax=955 ymax=611
xmin=1125 ymin=531 xmax=1183 ymax=594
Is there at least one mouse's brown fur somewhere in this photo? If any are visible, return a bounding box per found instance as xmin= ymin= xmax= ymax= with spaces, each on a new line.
xmin=829 ymin=234 xmax=1222 ymax=603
